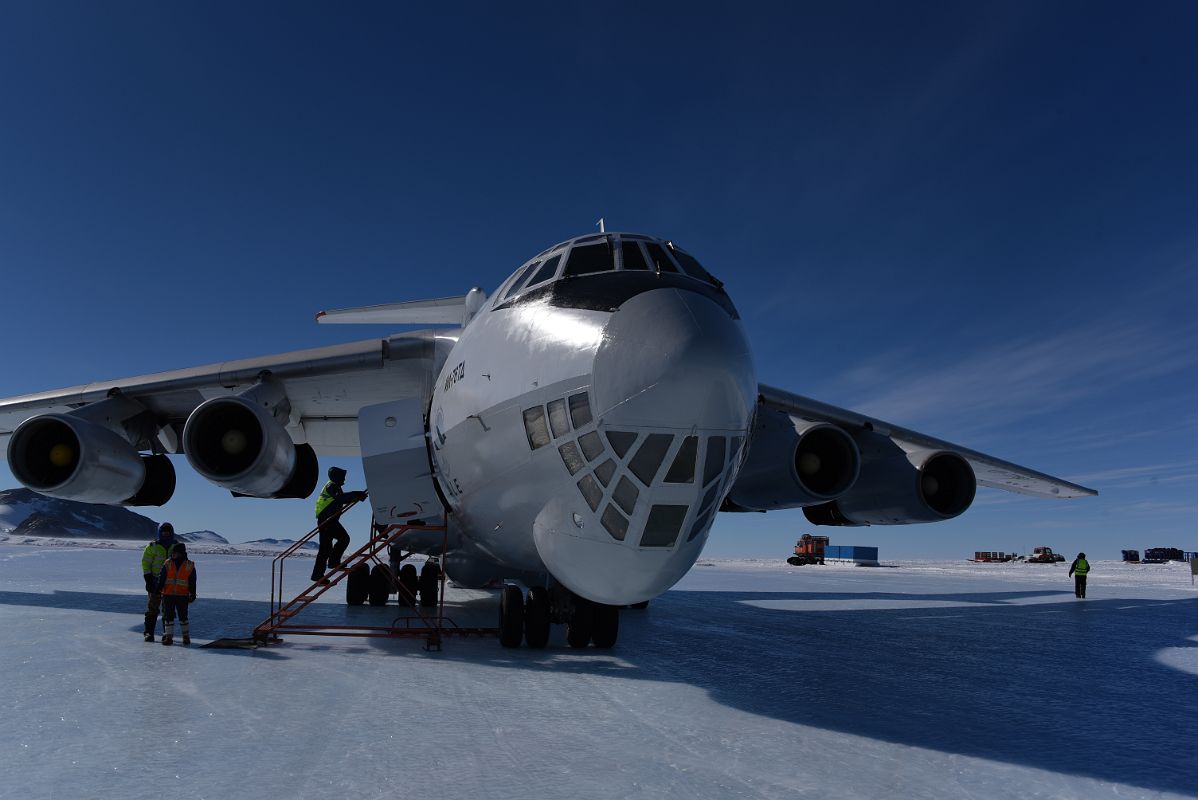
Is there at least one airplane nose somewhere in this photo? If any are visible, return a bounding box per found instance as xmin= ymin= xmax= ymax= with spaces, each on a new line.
xmin=529 ymin=287 xmax=756 ymax=606
xmin=591 ymin=287 xmax=756 ymax=429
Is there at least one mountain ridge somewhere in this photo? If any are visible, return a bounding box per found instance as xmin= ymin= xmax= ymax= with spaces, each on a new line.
xmin=0 ymin=488 xmax=229 ymax=544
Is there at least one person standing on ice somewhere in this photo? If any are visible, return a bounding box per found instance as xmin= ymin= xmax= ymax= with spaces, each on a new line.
xmin=1068 ymin=552 xmax=1090 ymax=598
xmin=311 ymin=466 xmax=367 ymax=584
xmin=140 ymin=522 xmax=179 ymax=642
xmin=157 ymin=541 xmax=196 ymax=645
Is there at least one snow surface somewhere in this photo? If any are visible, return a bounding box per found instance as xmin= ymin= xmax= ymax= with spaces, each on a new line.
xmin=1 ymin=544 xmax=1196 ymax=800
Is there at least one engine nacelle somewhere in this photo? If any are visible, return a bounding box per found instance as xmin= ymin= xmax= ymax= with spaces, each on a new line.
xmin=803 ymin=438 xmax=975 ymax=526
xmin=7 ymin=414 xmax=176 ymax=506
xmin=182 ymin=382 xmax=317 ymax=499
xmin=725 ymin=410 xmax=860 ymax=511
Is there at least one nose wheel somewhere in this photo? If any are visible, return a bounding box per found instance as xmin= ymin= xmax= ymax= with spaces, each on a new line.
xmin=498 ymin=584 xmax=618 ymax=649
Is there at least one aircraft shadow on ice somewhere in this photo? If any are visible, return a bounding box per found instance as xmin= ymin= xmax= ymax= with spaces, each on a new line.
xmin=3 ymin=585 xmax=1195 ymax=792
xmin=408 ymin=589 xmax=1198 ymax=796
xmin=0 ymin=588 xmax=396 ymax=659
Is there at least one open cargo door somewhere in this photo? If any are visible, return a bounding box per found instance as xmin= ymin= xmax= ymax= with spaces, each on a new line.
xmin=358 ymin=399 xmax=443 ymax=526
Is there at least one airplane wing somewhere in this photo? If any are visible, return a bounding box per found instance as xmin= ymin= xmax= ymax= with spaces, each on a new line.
xmin=0 ymin=330 xmax=450 ymax=505
xmin=0 ymin=330 xmax=445 ymax=459
xmin=757 ymin=384 xmax=1096 ymax=499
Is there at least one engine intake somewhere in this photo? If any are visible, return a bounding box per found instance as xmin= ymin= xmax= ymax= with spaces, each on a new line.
xmin=7 ymin=414 xmax=175 ymax=506
xmin=726 ymin=410 xmax=860 ymax=511
xmin=803 ymin=438 xmax=976 ymax=526
xmin=182 ymin=381 xmax=317 ymax=499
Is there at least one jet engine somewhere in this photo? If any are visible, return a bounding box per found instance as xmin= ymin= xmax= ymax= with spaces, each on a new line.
xmin=725 ymin=409 xmax=860 ymax=511
xmin=182 ymin=379 xmax=317 ymax=499
xmin=7 ymin=413 xmax=175 ymax=506
xmin=803 ymin=434 xmax=976 ymax=526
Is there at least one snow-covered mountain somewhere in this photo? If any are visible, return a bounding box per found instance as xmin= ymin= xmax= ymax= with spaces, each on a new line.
xmin=243 ymin=537 xmax=318 ymax=551
xmin=182 ymin=530 xmax=230 ymax=544
xmin=0 ymin=488 xmax=228 ymax=544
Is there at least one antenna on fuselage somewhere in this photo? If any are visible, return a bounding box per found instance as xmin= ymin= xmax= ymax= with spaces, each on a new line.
xmin=597 ymin=217 xmax=605 ymax=233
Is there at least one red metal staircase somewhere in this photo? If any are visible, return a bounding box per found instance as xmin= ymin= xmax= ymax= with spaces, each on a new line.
xmin=251 ymin=501 xmax=495 ymax=651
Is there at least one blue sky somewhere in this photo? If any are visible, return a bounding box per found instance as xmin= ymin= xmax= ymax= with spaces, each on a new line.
xmin=1 ymin=2 xmax=1195 ymax=559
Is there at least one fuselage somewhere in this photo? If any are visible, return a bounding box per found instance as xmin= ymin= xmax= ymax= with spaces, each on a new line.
xmin=427 ymin=233 xmax=756 ymax=605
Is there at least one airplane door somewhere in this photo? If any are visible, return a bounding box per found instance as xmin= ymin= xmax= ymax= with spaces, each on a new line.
xmin=358 ymin=399 xmax=443 ymax=525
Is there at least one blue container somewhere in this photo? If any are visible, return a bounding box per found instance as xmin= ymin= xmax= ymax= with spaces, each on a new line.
xmin=826 ymin=545 xmax=878 ymax=561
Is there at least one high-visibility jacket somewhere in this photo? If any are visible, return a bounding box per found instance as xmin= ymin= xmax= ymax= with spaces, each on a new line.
xmin=315 ymin=481 xmax=343 ymax=518
xmin=141 ymin=539 xmax=177 ymax=577
xmin=161 ymin=559 xmax=195 ymax=597
xmin=1073 ymin=558 xmax=1090 ymax=576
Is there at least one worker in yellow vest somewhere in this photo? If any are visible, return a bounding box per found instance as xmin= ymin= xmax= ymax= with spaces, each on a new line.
xmin=156 ymin=541 xmax=197 ymax=645
xmin=140 ymin=522 xmax=178 ymax=642
xmin=1068 ymin=552 xmax=1090 ymax=599
xmin=311 ymin=466 xmax=367 ymax=583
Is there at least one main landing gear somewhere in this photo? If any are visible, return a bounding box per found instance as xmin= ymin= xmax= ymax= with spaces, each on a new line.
xmin=344 ymin=558 xmax=441 ymax=608
xmin=499 ymin=583 xmax=619 ymax=649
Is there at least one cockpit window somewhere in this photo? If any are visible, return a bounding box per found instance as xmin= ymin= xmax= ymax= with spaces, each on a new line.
xmin=501 ymin=262 xmax=538 ymax=301
xmin=620 ymin=241 xmax=649 ymax=271
xmin=667 ymin=244 xmax=721 ymax=287
xmin=562 ymin=241 xmax=614 ymax=277
xmin=525 ymin=254 xmax=561 ymax=289
xmin=645 ymin=242 xmax=679 ymax=273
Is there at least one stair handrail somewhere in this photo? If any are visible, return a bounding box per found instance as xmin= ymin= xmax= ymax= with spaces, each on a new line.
xmin=267 ymin=495 xmax=367 ymax=625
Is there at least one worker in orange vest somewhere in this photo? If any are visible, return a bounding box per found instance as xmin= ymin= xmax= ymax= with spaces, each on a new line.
xmin=157 ymin=542 xmax=197 ymax=645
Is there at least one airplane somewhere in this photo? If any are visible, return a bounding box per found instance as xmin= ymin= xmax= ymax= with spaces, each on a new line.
xmin=0 ymin=231 xmax=1096 ymax=649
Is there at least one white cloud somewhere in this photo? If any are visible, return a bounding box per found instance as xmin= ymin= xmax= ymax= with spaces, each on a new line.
xmin=834 ymin=316 xmax=1196 ymax=436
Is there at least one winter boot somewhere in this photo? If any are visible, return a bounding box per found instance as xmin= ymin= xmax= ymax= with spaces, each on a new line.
xmin=181 ymin=623 xmax=191 ymax=646
xmin=161 ymin=632 xmax=173 ymax=645
xmin=144 ymin=631 xmax=154 ymax=643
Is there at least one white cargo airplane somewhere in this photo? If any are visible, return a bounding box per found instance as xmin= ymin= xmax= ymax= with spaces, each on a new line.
xmin=0 ymin=232 xmax=1095 ymax=648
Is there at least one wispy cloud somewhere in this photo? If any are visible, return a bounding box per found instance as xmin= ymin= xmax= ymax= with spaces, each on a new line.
xmin=831 ymin=316 xmax=1197 ymax=437
xmin=1069 ymin=460 xmax=1198 ymax=490
xmin=1113 ymin=500 xmax=1198 ymax=516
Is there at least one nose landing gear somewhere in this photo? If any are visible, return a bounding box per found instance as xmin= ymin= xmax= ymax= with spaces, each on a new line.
xmin=497 ymin=583 xmax=619 ymax=649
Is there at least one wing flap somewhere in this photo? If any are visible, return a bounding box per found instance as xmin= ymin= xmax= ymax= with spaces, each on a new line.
xmin=758 ymin=384 xmax=1096 ymax=499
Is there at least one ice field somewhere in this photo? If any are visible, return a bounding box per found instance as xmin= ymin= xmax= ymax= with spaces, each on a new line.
xmin=1 ymin=541 xmax=1196 ymax=800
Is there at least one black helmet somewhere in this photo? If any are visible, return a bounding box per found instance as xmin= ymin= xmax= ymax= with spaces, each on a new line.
xmin=328 ymin=466 xmax=347 ymax=484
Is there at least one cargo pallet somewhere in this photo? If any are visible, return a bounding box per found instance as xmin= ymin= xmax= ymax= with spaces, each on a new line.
xmin=971 ymin=551 xmax=1017 ymax=562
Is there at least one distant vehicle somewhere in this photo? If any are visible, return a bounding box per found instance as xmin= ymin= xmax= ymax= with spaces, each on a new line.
xmin=787 ymin=534 xmax=829 ymax=565
xmin=1143 ymin=547 xmax=1184 ymax=563
xmin=1121 ymin=549 xmax=1140 ymax=563
xmin=972 ymin=551 xmax=1017 ymax=562
xmin=1026 ymin=546 xmax=1065 ymax=564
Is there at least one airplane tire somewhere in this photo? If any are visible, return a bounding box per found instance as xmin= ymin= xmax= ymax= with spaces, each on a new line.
xmin=419 ymin=562 xmax=440 ymax=608
xmin=499 ymin=584 xmax=524 ymax=648
xmin=524 ymin=586 xmax=550 ymax=649
xmin=629 ymin=600 xmax=649 ymax=610
xmin=346 ymin=564 xmax=370 ymax=606
xmin=398 ymin=564 xmax=419 ymax=606
xmin=368 ymin=565 xmax=390 ymax=606
xmin=592 ymin=604 xmax=619 ymax=649
xmin=566 ymin=598 xmax=594 ymax=649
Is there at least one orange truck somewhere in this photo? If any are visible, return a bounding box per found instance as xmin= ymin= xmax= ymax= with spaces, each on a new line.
xmin=787 ymin=534 xmax=829 ymax=566
xmin=1026 ymin=546 xmax=1065 ymax=564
